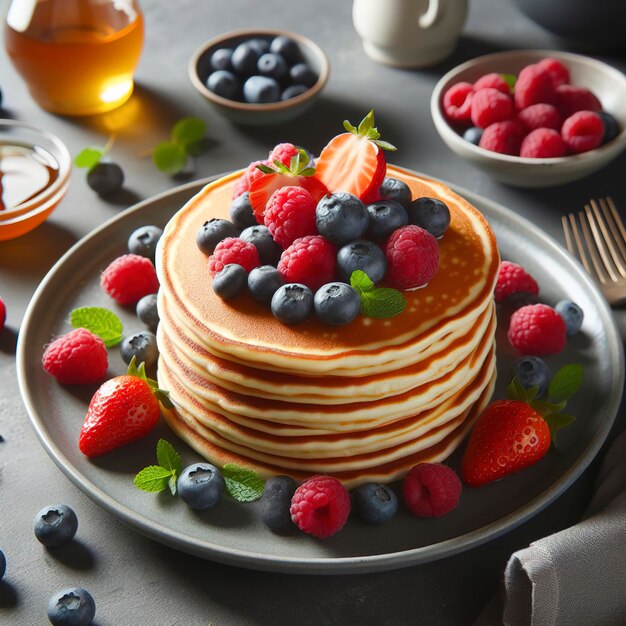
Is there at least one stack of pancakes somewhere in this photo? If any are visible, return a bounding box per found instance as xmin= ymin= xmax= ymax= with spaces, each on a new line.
xmin=155 ymin=165 xmax=500 ymax=487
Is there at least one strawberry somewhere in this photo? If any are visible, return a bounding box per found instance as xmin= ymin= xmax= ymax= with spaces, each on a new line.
xmin=314 ymin=109 xmax=396 ymax=204
xmin=79 ymin=358 xmax=173 ymax=457
xmin=461 ymin=365 xmax=583 ymax=486
xmin=249 ymin=149 xmax=328 ymax=224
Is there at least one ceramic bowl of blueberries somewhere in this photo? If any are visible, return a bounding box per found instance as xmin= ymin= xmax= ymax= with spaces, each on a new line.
xmin=189 ymin=29 xmax=329 ymax=126
xmin=430 ymin=50 xmax=626 ymax=187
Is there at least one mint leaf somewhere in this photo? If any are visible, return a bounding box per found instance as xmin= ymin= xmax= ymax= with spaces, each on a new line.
xmin=350 ymin=269 xmax=375 ymax=294
xmin=222 ymin=463 xmax=265 ymax=502
xmin=171 ymin=117 xmax=206 ymax=147
xmin=545 ymin=413 xmax=576 ymax=450
xmin=133 ymin=465 xmax=172 ymax=493
xmin=156 ymin=438 xmax=181 ymax=475
xmin=74 ymin=147 xmax=103 ymax=170
xmin=360 ymin=288 xmax=406 ymax=319
xmin=152 ymin=141 xmax=187 ymax=174
xmin=70 ymin=306 xmax=123 ymax=347
xmin=501 ymin=73 xmax=517 ymax=91
xmin=548 ymin=364 xmax=584 ymax=404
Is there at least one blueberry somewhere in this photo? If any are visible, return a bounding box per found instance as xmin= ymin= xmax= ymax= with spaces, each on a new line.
xmin=260 ymin=475 xmax=297 ymax=532
xmin=511 ymin=356 xmax=550 ymax=397
xmin=271 ymin=283 xmax=313 ymax=324
xmin=231 ymin=42 xmax=260 ymax=75
xmin=316 ymin=192 xmax=369 ymax=245
xmin=248 ymin=265 xmax=285 ymax=305
xmin=240 ymin=224 xmax=282 ymax=265
xmin=352 ymin=482 xmax=398 ymax=524
xmin=128 ymin=225 xmax=163 ymax=261
xmin=230 ymin=192 xmax=257 ymax=229
xmin=597 ymin=111 xmax=620 ymax=144
xmin=555 ymin=300 xmax=584 ymax=336
xmin=463 ymin=126 xmax=484 ymax=145
xmin=337 ymin=240 xmax=387 ymax=284
xmin=136 ymin=293 xmax=159 ymax=331
xmin=257 ymin=53 xmax=289 ymax=82
xmin=378 ymin=177 xmax=412 ymax=210
xmin=289 ymin=63 xmax=317 ymax=87
xmin=213 ymin=263 xmax=248 ymax=300
xmin=178 ymin=463 xmax=225 ymax=510
xmin=243 ymin=76 xmax=281 ymax=103
xmin=269 ymin=35 xmax=302 ymax=64
xmin=196 ymin=218 xmax=239 ymax=255
xmin=247 ymin=38 xmax=270 ymax=56
xmin=48 ymin=588 xmax=96 ymax=626
xmin=210 ymin=47 xmax=233 ymax=71
xmin=206 ymin=70 xmax=240 ymax=100
xmin=281 ymin=85 xmax=308 ymax=100
xmin=314 ymin=282 xmax=361 ymax=326
xmin=87 ymin=162 xmax=124 ymax=197
xmin=120 ymin=330 xmax=158 ymax=367
xmin=34 ymin=504 xmax=78 ymax=547
xmin=366 ymin=199 xmax=408 ymax=240
xmin=408 ymin=196 xmax=451 ymax=238
xmin=0 ymin=549 xmax=5 ymax=581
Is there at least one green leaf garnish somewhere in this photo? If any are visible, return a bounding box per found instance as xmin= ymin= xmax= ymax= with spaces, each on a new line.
xmin=134 ymin=439 xmax=181 ymax=494
xmin=171 ymin=117 xmax=206 ymax=148
xmin=156 ymin=438 xmax=181 ymax=475
xmin=501 ymin=73 xmax=517 ymax=92
xmin=70 ymin=306 xmax=123 ymax=347
xmin=222 ymin=463 xmax=265 ymax=502
xmin=343 ymin=110 xmax=397 ymax=151
xmin=151 ymin=117 xmax=208 ymax=176
xmin=152 ymin=141 xmax=187 ymax=174
xmin=74 ymin=147 xmax=104 ymax=170
xmin=350 ymin=270 xmax=407 ymax=319
xmin=548 ymin=364 xmax=584 ymax=404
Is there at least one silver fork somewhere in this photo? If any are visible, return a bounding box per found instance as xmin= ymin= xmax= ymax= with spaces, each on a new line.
xmin=562 ymin=197 xmax=626 ymax=306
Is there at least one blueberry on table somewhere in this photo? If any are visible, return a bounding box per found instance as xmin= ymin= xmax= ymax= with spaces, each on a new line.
xmin=0 ymin=549 xmax=5 ymax=581
xmin=178 ymin=463 xmax=225 ymax=510
xmin=289 ymin=63 xmax=317 ymax=87
xmin=33 ymin=504 xmax=78 ymax=547
xmin=196 ymin=218 xmax=240 ymax=255
xmin=136 ymin=293 xmax=159 ymax=331
xmin=48 ymin=587 xmax=96 ymax=626
xmin=511 ymin=356 xmax=550 ymax=397
xmin=86 ymin=162 xmax=124 ymax=197
xmin=463 ymin=126 xmax=484 ymax=146
xmin=120 ymin=330 xmax=158 ymax=367
xmin=248 ymin=265 xmax=285 ymax=305
xmin=270 ymin=35 xmax=302 ymax=65
xmin=378 ymin=177 xmax=412 ymax=210
xmin=206 ymin=70 xmax=241 ymax=100
xmin=213 ymin=263 xmax=248 ymax=300
xmin=243 ymin=76 xmax=281 ymax=104
xmin=316 ymin=192 xmax=369 ymax=245
xmin=257 ymin=53 xmax=289 ymax=82
xmin=271 ymin=283 xmax=314 ymax=324
xmin=240 ymin=224 xmax=282 ymax=265
xmin=260 ymin=475 xmax=297 ymax=532
xmin=407 ymin=197 xmax=451 ymax=238
xmin=281 ymin=85 xmax=308 ymax=100
xmin=230 ymin=192 xmax=257 ymax=229
xmin=231 ymin=42 xmax=260 ymax=75
xmin=210 ymin=47 xmax=233 ymax=71
xmin=337 ymin=240 xmax=387 ymax=284
xmin=353 ymin=482 xmax=398 ymax=524
xmin=314 ymin=282 xmax=361 ymax=326
xmin=365 ymin=199 xmax=408 ymax=240
xmin=555 ymin=300 xmax=584 ymax=336
xmin=127 ymin=224 xmax=163 ymax=261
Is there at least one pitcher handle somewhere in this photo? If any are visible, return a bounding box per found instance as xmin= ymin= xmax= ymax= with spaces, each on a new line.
xmin=418 ymin=0 xmax=444 ymax=29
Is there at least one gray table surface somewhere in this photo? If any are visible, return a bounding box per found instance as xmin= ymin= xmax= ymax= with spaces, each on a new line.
xmin=1 ymin=0 xmax=625 ymax=624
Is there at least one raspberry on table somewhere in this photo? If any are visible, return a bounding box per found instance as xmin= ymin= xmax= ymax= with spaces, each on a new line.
xmin=208 ymin=237 xmax=261 ymax=276
xmin=232 ymin=159 xmax=271 ymax=199
xmin=101 ymin=254 xmax=159 ymax=306
xmin=403 ymin=463 xmax=462 ymax=517
xmin=264 ymin=185 xmax=317 ymax=249
xmin=555 ymin=84 xmax=602 ymax=119
xmin=478 ymin=120 xmax=526 ymax=156
xmin=495 ymin=261 xmax=539 ymax=303
xmin=561 ymin=111 xmax=605 ymax=154
xmin=536 ymin=57 xmax=570 ymax=87
xmin=517 ymin=103 xmax=562 ymax=132
xmin=290 ymin=475 xmax=351 ymax=539
xmin=43 ymin=328 xmax=108 ymax=384
xmin=520 ymin=128 xmax=566 ymax=158
xmin=508 ymin=303 xmax=567 ymax=356
xmin=514 ymin=64 xmax=557 ymax=110
xmin=474 ymin=73 xmax=511 ymax=95
xmin=470 ymin=88 xmax=514 ymax=129
xmin=442 ymin=82 xmax=474 ymax=123
xmin=385 ymin=225 xmax=439 ymax=290
xmin=277 ymin=235 xmax=336 ymax=292
xmin=268 ymin=142 xmax=300 ymax=166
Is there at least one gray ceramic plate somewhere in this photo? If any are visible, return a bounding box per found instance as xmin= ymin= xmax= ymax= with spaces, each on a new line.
xmin=17 ymin=173 xmax=624 ymax=575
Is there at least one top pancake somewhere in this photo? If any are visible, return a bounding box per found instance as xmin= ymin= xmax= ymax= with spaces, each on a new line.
xmin=157 ymin=165 xmax=499 ymax=374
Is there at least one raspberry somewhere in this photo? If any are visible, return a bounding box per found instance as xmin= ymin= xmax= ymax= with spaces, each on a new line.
xmin=264 ymin=186 xmax=317 ymax=249
xmin=555 ymin=84 xmax=601 ymax=119
xmin=474 ymin=73 xmax=511 ymax=95
xmin=514 ymin=64 xmax=557 ymax=110
xmin=208 ymin=237 xmax=260 ymax=276
xmin=508 ymin=304 xmax=567 ymax=356
xmin=442 ymin=82 xmax=474 ymax=123
xmin=0 ymin=297 xmax=5 ymax=332
xmin=269 ymin=143 xmax=300 ymax=167
xmin=494 ymin=261 xmax=539 ymax=303
xmin=520 ymin=128 xmax=566 ymax=158
xmin=385 ymin=225 xmax=439 ymax=290
xmin=232 ymin=159 xmax=270 ymax=199
xmin=43 ymin=328 xmax=108 ymax=384
xmin=536 ymin=57 xmax=570 ymax=87
xmin=561 ymin=111 xmax=604 ymax=154
xmin=478 ymin=120 xmax=526 ymax=156
xmin=277 ymin=235 xmax=336 ymax=291
xmin=471 ymin=88 xmax=514 ymax=129
xmin=101 ymin=254 xmax=159 ymax=306
xmin=290 ymin=475 xmax=350 ymax=539
xmin=517 ymin=103 xmax=562 ymax=132
xmin=403 ymin=463 xmax=461 ymax=517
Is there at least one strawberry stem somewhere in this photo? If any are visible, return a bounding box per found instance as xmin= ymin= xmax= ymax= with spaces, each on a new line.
xmin=256 ymin=148 xmax=316 ymax=177
xmin=126 ymin=356 xmax=174 ymax=409
xmin=342 ymin=110 xmax=397 ymax=151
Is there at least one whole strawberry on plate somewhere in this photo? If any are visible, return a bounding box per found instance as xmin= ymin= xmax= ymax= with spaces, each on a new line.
xmin=461 ymin=364 xmax=583 ymax=487
xmin=79 ymin=357 xmax=173 ymax=457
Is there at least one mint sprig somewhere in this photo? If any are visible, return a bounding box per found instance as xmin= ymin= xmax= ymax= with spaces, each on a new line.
xmin=70 ymin=306 xmax=123 ymax=347
xmin=222 ymin=463 xmax=265 ymax=502
xmin=350 ymin=270 xmax=406 ymax=319
xmin=134 ymin=438 xmax=182 ymax=495
xmin=152 ymin=117 xmax=207 ymax=175
xmin=74 ymin=147 xmax=105 ymax=170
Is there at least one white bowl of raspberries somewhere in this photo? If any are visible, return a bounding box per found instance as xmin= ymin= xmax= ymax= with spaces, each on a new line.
xmin=431 ymin=50 xmax=626 ymax=187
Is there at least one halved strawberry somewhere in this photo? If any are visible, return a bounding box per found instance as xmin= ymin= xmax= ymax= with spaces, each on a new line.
xmin=315 ymin=110 xmax=396 ymax=204
xmin=249 ymin=150 xmax=328 ymax=223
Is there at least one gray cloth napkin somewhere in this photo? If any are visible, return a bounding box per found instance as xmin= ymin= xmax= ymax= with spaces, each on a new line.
xmin=475 ymin=427 xmax=626 ymax=626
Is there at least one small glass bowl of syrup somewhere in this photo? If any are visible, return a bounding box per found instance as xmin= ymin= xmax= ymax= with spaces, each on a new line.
xmin=0 ymin=119 xmax=71 ymax=240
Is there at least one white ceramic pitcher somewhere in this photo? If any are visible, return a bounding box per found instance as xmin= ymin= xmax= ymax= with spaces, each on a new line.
xmin=352 ymin=0 xmax=468 ymax=67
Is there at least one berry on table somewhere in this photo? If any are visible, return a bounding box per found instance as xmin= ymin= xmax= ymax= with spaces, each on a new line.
xmin=101 ymin=254 xmax=159 ymax=306
xmin=277 ymin=235 xmax=336 ymax=292
xmin=365 ymin=199 xmax=408 ymax=240
xmin=555 ymin=84 xmax=601 ymax=118
xmin=231 ymin=42 xmax=260 ymax=75
xmin=407 ymin=197 xmax=451 ymax=238
xmin=207 ymin=70 xmax=240 ymax=100
xmin=597 ymin=111 xmax=620 ymax=144
xmin=271 ymin=283 xmax=314 ymax=324
xmin=514 ymin=64 xmax=557 ymax=110
xmin=269 ymin=35 xmax=302 ymax=65
xmin=336 ymin=240 xmax=387 ymax=284
xmin=42 ymin=328 xmax=108 ymax=385
xmin=474 ymin=72 xmax=511 ymax=94
xmin=33 ymin=504 xmax=78 ymax=547
xmin=289 ymin=63 xmax=317 ymax=87
xmin=511 ymin=356 xmax=550 ymax=396
xmin=494 ymin=261 xmax=539 ymax=303
xmin=230 ymin=192 xmax=257 ymax=229
xmin=470 ymin=87 xmax=514 ymax=129
xmin=378 ymin=177 xmax=412 ymax=210
xmin=269 ymin=142 xmax=300 ymax=167
xmin=520 ymin=128 xmax=566 ymax=158
xmin=248 ymin=265 xmax=285 ymax=305
xmin=517 ymin=103 xmax=562 ymax=132
xmin=243 ymin=76 xmax=281 ymax=103
xmin=120 ymin=331 xmax=158 ymax=368
xmin=48 ymin=588 xmax=96 ymax=626
xmin=257 ymin=53 xmax=289 ymax=82
xmin=196 ymin=218 xmax=240 ymax=255
xmin=232 ymin=160 xmax=270 ymax=199
xmin=208 ymin=237 xmax=261 ymax=276
xmin=536 ymin=57 xmax=570 ymax=87
xmin=316 ymin=192 xmax=369 ymax=245
xmin=313 ymin=282 xmax=361 ymax=326
xmin=87 ymin=162 xmax=124 ymax=197
xmin=463 ymin=126 xmax=483 ymax=145
xmin=385 ymin=225 xmax=439 ymax=290
xmin=213 ymin=263 xmax=248 ymax=300
xmin=508 ymin=303 xmax=567 ymax=356
xmin=240 ymin=224 xmax=282 ymax=265
xmin=555 ymin=300 xmax=584 ymax=336
xmin=260 ymin=475 xmax=297 ymax=532
xmin=281 ymin=85 xmax=308 ymax=100
xmin=128 ymin=225 xmax=163 ymax=261
xmin=264 ymin=186 xmax=318 ymax=249
xmin=352 ymin=482 xmax=398 ymax=524
xmin=178 ymin=463 xmax=225 ymax=510
xmin=478 ymin=120 xmax=526 ymax=156
xmin=561 ymin=111 xmax=604 ymax=154
xmin=136 ymin=293 xmax=159 ymax=331
xmin=403 ymin=463 xmax=461 ymax=517
xmin=210 ymin=48 xmax=233 ymax=72
xmin=442 ymin=82 xmax=474 ymax=123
